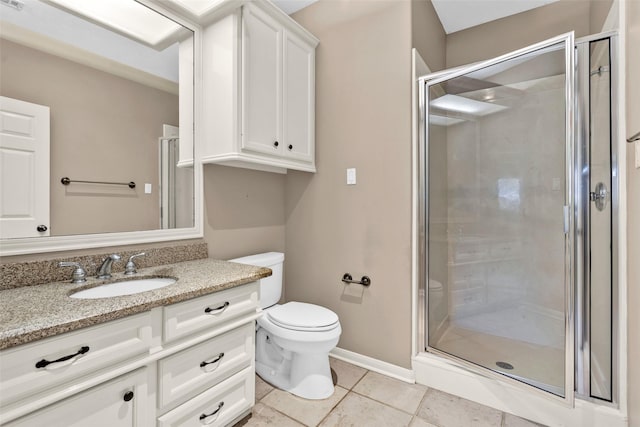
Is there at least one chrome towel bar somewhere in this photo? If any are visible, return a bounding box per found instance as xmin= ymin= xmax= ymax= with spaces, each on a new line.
xmin=61 ymin=177 xmax=136 ymax=189
xmin=342 ymin=273 xmax=371 ymax=287
xmin=628 ymin=131 xmax=640 ymax=143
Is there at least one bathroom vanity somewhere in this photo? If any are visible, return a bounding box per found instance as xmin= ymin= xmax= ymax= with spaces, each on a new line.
xmin=0 ymin=259 xmax=270 ymax=426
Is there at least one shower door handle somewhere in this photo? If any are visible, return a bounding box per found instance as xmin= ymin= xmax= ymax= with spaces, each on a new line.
xmin=589 ymin=182 xmax=608 ymax=211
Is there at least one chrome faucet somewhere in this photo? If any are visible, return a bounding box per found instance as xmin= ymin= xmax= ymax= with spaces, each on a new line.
xmin=58 ymin=261 xmax=87 ymax=284
xmin=124 ymin=252 xmax=146 ymax=275
xmin=96 ymin=254 xmax=121 ymax=279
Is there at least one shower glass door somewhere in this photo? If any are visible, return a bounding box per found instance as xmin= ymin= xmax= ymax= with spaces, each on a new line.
xmin=423 ymin=33 xmax=574 ymax=400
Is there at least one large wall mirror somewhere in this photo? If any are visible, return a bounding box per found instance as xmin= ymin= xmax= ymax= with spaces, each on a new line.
xmin=0 ymin=0 xmax=202 ymax=256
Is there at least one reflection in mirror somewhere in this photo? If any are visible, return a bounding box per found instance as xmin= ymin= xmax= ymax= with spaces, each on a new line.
xmin=0 ymin=0 xmax=194 ymax=240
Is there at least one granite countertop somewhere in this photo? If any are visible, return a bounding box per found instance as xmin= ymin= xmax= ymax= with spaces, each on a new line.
xmin=0 ymin=258 xmax=271 ymax=351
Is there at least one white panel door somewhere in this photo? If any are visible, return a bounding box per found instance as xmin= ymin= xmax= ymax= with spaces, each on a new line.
xmin=0 ymin=96 xmax=50 ymax=238
xmin=241 ymin=5 xmax=282 ymax=156
xmin=283 ymin=29 xmax=314 ymax=163
xmin=6 ymin=368 xmax=151 ymax=427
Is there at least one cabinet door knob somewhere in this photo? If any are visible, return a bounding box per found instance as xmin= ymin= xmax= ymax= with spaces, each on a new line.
xmin=273 ymin=141 xmax=279 ymax=147
xmin=123 ymin=391 xmax=134 ymax=402
xmin=288 ymin=144 xmax=293 ymax=150
xmin=37 ymin=225 xmax=48 ymax=232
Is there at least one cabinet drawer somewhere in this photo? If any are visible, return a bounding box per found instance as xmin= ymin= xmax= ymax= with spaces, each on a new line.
xmin=6 ymin=367 xmax=152 ymax=427
xmin=163 ymin=283 xmax=258 ymax=343
xmin=157 ymin=366 xmax=254 ymax=427
xmin=158 ymin=322 xmax=254 ymax=412
xmin=0 ymin=311 xmax=157 ymax=407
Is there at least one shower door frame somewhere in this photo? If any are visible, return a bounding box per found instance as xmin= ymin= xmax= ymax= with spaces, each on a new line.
xmin=574 ymin=31 xmax=619 ymax=404
xmin=418 ymin=32 xmax=576 ymax=405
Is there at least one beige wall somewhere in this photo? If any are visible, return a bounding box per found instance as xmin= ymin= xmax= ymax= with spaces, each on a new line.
xmin=591 ymin=0 xmax=615 ymax=32
xmin=626 ymin=0 xmax=640 ymax=424
xmin=445 ymin=0 xmax=592 ymax=67
xmin=411 ymin=0 xmax=446 ymax=72
xmin=202 ymin=165 xmax=286 ymax=260
xmin=289 ymin=0 xmax=414 ymax=368
xmin=0 ymin=39 xmax=178 ymax=236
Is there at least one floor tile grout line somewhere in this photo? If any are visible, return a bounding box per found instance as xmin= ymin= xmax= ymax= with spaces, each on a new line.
xmin=257 ymin=386 xmax=275 ymax=403
xmin=349 ymin=368 xmax=370 ymax=390
xmin=257 ymin=381 xmax=352 ymax=427
xmin=349 ymin=387 xmax=428 ymax=417
xmin=313 ymin=386 xmax=352 ymax=427
xmin=256 ymin=399 xmax=308 ymax=427
xmin=413 ymin=386 xmax=432 ymax=417
xmin=348 ymin=370 xmax=430 ymax=416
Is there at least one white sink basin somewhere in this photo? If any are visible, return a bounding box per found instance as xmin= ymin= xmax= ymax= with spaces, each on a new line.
xmin=70 ymin=277 xmax=176 ymax=299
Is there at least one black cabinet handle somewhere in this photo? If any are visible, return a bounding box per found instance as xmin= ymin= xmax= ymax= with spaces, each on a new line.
xmin=35 ymin=346 xmax=90 ymax=369
xmin=199 ymin=402 xmax=224 ymax=424
xmin=288 ymin=144 xmax=293 ymax=150
xmin=200 ymin=352 xmax=224 ymax=368
xmin=37 ymin=225 xmax=48 ymax=232
xmin=204 ymin=301 xmax=229 ymax=314
xmin=273 ymin=141 xmax=279 ymax=147
xmin=123 ymin=391 xmax=134 ymax=402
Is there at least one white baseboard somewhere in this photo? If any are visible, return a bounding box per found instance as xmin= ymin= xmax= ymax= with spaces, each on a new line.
xmin=330 ymin=347 xmax=415 ymax=384
xmin=413 ymin=353 xmax=626 ymax=427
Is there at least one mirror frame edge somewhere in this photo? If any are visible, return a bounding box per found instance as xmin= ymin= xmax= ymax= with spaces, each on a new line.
xmin=0 ymin=0 xmax=204 ymax=257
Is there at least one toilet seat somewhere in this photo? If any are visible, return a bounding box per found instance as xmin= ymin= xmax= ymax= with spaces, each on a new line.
xmin=266 ymin=302 xmax=339 ymax=332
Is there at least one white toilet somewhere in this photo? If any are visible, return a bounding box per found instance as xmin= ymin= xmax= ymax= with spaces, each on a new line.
xmin=229 ymin=252 xmax=341 ymax=400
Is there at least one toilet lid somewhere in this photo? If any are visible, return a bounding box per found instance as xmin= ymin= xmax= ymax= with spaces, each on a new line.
xmin=267 ymin=302 xmax=339 ymax=331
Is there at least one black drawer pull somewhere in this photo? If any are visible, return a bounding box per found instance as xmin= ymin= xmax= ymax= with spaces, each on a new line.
xmin=199 ymin=402 xmax=224 ymax=424
xmin=204 ymin=301 xmax=229 ymax=314
xmin=200 ymin=352 xmax=225 ymax=368
xmin=288 ymin=144 xmax=293 ymax=150
xmin=35 ymin=346 xmax=90 ymax=369
xmin=123 ymin=391 xmax=134 ymax=402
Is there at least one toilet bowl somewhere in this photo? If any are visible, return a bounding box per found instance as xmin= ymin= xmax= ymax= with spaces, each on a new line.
xmin=229 ymin=252 xmax=341 ymax=400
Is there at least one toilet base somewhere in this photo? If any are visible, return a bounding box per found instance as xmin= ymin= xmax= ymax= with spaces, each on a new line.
xmin=256 ymin=352 xmax=335 ymax=400
xmin=255 ymin=327 xmax=336 ymax=400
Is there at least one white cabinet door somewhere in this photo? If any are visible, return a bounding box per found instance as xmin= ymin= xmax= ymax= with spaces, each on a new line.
xmin=241 ymin=5 xmax=282 ymax=156
xmin=6 ymin=368 xmax=152 ymax=427
xmin=283 ymin=30 xmax=314 ymax=163
xmin=0 ymin=96 xmax=50 ymax=239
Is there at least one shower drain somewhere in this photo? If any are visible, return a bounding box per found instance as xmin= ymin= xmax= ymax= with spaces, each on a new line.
xmin=496 ymin=361 xmax=514 ymax=370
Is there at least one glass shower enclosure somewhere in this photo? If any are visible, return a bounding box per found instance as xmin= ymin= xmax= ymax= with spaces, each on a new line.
xmin=419 ymin=33 xmax=575 ymax=402
xmin=419 ymin=30 xmax=619 ymax=404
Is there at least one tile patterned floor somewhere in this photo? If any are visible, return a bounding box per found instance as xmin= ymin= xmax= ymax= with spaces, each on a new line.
xmin=236 ymin=357 xmax=546 ymax=427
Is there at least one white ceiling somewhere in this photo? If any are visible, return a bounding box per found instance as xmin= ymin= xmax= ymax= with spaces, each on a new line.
xmin=272 ymin=0 xmax=560 ymax=35
xmin=431 ymin=0 xmax=560 ymax=34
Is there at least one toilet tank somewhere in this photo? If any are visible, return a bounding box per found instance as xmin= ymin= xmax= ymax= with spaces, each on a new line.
xmin=228 ymin=252 xmax=284 ymax=309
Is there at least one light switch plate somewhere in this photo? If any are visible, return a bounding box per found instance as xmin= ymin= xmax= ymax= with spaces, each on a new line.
xmin=145 ymin=183 xmax=152 ymax=194
xmin=346 ymin=168 xmax=356 ymax=185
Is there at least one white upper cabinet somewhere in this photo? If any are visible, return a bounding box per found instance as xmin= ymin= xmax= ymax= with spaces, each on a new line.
xmin=200 ymin=2 xmax=318 ymax=173
xmin=241 ymin=6 xmax=282 ymax=157
xmin=283 ymin=29 xmax=314 ymax=163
